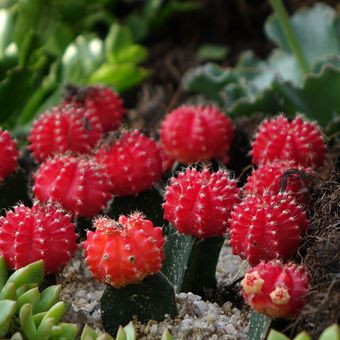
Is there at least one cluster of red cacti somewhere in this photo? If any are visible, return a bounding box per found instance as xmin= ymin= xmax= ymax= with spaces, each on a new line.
xmin=0 ymin=86 xmax=326 ymax=319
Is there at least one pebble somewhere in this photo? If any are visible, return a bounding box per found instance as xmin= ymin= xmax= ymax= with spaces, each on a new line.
xmin=59 ymin=243 xmax=251 ymax=339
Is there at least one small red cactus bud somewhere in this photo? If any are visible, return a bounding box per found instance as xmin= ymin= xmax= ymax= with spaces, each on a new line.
xmin=0 ymin=128 xmax=18 ymax=182
xmin=29 ymin=105 xmax=103 ymax=162
xmin=229 ymin=192 xmax=308 ymax=265
xmin=251 ymin=115 xmax=325 ymax=168
xmin=244 ymin=160 xmax=313 ymax=204
xmin=160 ymin=105 xmax=234 ymax=164
xmin=33 ymin=155 xmax=113 ymax=218
xmin=65 ymin=85 xmax=125 ymax=132
xmin=241 ymin=261 xmax=309 ymax=318
xmin=0 ymin=201 xmax=77 ymax=273
xmin=163 ymin=167 xmax=241 ymax=239
xmin=82 ymin=213 xmax=165 ymax=288
xmin=96 ymin=130 xmax=163 ymax=196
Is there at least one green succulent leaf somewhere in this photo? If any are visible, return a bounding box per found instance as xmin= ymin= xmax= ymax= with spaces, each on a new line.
xmin=161 ymin=226 xmax=195 ymax=292
xmin=7 ymin=260 xmax=44 ymax=289
xmin=50 ymin=323 xmax=79 ymax=340
xmin=319 ymin=324 xmax=340 ymax=340
xmin=248 ymin=311 xmax=272 ymax=340
xmin=293 ymin=331 xmax=311 ymax=340
xmin=267 ymin=329 xmax=290 ymax=340
xmin=101 ymin=273 xmax=177 ymax=335
xmin=124 ymin=321 xmax=136 ymax=340
xmin=41 ymin=301 xmax=68 ymax=325
xmin=161 ymin=328 xmax=173 ymax=340
xmin=33 ymin=311 xmax=47 ymax=327
xmin=0 ymin=299 xmax=17 ymax=338
xmin=115 ymin=326 xmax=127 ymax=340
xmin=80 ymin=324 xmax=97 ymax=339
xmin=0 ymin=282 xmax=17 ymax=300
xmin=0 ymin=256 xmax=8 ymax=291
xmin=10 ymin=332 xmax=24 ymax=340
xmin=33 ymin=285 xmax=61 ymax=314
xmin=19 ymin=303 xmax=37 ymax=340
xmin=17 ymin=287 xmax=40 ymax=311
xmin=265 ymin=3 xmax=340 ymax=69
xmin=272 ymin=64 xmax=340 ymax=130
xmin=36 ymin=317 xmax=55 ymax=339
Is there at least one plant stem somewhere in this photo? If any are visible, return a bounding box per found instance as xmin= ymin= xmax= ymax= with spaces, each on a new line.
xmin=268 ymin=0 xmax=309 ymax=74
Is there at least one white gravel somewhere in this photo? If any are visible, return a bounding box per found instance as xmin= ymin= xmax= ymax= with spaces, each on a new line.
xmin=58 ymin=240 xmax=250 ymax=338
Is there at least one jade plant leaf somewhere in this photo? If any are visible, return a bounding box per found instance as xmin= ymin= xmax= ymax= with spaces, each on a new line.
xmin=265 ymin=3 xmax=340 ymax=69
xmin=101 ymin=273 xmax=177 ymax=335
xmin=0 ymin=299 xmax=17 ymax=337
xmin=248 ymin=311 xmax=272 ymax=340
xmin=319 ymin=323 xmax=340 ymax=340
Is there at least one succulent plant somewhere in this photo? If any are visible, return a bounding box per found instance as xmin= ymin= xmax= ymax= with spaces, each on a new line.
xmin=0 ymin=256 xmax=78 ymax=339
xmin=80 ymin=322 xmax=173 ymax=340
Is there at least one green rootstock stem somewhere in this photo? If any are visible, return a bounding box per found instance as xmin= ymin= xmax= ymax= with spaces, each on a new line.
xmin=181 ymin=236 xmax=224 ymax=297
xmin=268 ymin=0 xmax=309 ymax=74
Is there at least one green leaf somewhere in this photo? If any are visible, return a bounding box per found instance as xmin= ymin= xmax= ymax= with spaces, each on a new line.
xmin=10 ymin=332 xmax=24 ymax=340
xmin=247 ymin=311 xmax=271 ymax=340
xmin=0 ymin=9 xmax=13 ymax=60
xmin=115 ymin=326 xmax=127 ymax=340
xmin=181 ymin=237 xmax=224 ymax=296
xmin=0 ymin=299 xmax=17 ymax=338
xmin=50 ymin=323 xmax=79 ymax=340
xmin=196 ymin=44 xmax=229 ymax=62
xmin=114 ymin=45 xmax=148 ymax=65
xmin=265 ymin=3 xmax=340 ymax=69
xmin=161 ymin=226 xmax=194 ymax=292
xmin=267 ymin=329 xmax=290 ymax=340
xmin=80 ymin=324 xmax=97 ymax=340
xmin=272 ymin=64 xmax=340 ymax=129
xmin=293 ymin=331 xmax=311 ymax=340
xmin=62 ymin=35 xmax=104 ymax=84
xmin=88 ymin=62 xmax=149 ymax=92
xmin=13 ymin=0 xmax=57 ymax=66
xmin=0 ymin=256 xmax=8 ymax=291
xmin=101 ymin=273 xmax=177 ymax=335
xmin=19 ymin=304 xmax=37 ymax=340
xmin=36 ymin=317 xmax=54 ymax=339
xmin=319 ymin=324 xmax=340 ymax=340
xmin=0 ymin=282 xmax=18 ymax=300
xmin=7 ymin=260 xmax=44 ymax=289
xmin=17 ymin=287 xmax=40 ymax=311
xmin=41 ymin=301 xmax=67 ymax=325
xmin=183 ymin=63 xmax=239 ymax=106
xmin=161 ymin=328 xmax=173 ymax=340
xmin=0 ymin=67 xmax=34 ymax=125
xmin=33 ymin=285 xmax=61 ymax=314
xmin=105 ymin=23 xmax=133 ymax=63
xmin=124 ymin=321 xmax=136 ymax=340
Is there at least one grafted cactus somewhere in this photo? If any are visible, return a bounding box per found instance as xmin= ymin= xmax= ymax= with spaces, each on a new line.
xmin=0 ymin=256 xmax=78 ymax=340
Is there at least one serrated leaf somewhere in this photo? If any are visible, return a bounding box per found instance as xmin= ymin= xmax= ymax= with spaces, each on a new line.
xmin=247 ymin=311 xmax=271 ymax=340
xmin=101 ymin=273 xmax=177 ymax=335
xmin=265 ymin=3 xmax=340 ymax=69
xmin=272 ymin=64 xmax=340 ymax=129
